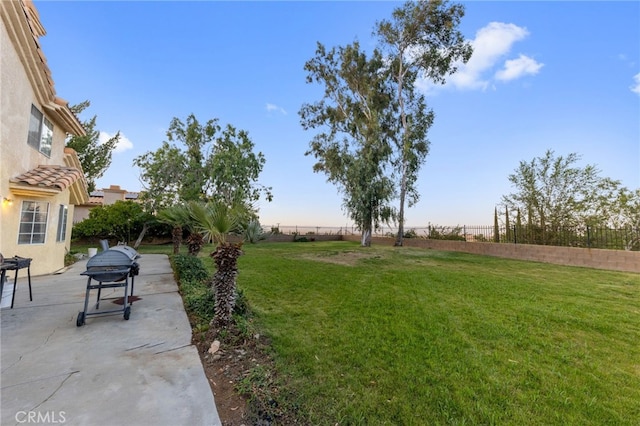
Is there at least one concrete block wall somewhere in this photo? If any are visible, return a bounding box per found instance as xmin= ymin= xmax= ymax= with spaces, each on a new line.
xmin=342 ymin=235 xmax=640 ymax=274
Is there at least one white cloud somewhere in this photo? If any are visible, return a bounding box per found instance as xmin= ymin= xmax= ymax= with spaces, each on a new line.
xmin=631 ymin=73 xmax=640 ymax=95
xmin=266 ymin=103 xmax=287 ymax=115
xmin=418 ymin=21 xmax=541 ymax=93
xmin=495 ymin=54 xmax=544 ymax=81
xmin=99 ymin=131 xmax=133 ymax=153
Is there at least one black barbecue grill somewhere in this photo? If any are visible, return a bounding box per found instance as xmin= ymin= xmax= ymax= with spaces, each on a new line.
xmin=77 ymin=245 xmax=141 ymax=326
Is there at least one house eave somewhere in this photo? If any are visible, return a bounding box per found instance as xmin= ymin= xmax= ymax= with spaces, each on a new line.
xmin=0 ymin=0 xmax=85 ymax=136
xmin=9 ymin=182 xmax=60 ymax=198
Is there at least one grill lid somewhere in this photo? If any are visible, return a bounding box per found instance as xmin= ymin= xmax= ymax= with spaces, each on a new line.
xmin=86 ymin=247 xmax=140 ymax=269
xmin=107 ymin=245 xmax=141 ymax=261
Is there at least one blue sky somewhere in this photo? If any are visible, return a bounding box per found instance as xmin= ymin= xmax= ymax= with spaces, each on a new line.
xmin=35 ymin=1 xmax=639 ymax=228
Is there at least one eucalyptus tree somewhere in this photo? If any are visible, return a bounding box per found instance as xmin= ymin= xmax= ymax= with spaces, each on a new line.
xmin=300 ymin=42 xmax=397 ymax=246
xmin=375 ymin=0 xmax=473 ymax=246
xmin=66 ymin=101 xmax=121 ymax=193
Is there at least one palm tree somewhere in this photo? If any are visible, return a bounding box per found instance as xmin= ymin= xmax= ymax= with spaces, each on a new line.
xmin=156 ymin=205 xmax=191 ymax=254
xmin=185 ymin=232 xmax=205 ymax=256
xmin=188 ymin=200 xmax=246 ymax=328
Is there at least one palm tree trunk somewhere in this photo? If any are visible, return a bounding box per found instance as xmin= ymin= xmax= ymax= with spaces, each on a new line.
xmin=211 ymin=242 xmax=243 ymax=328
xmin=172 ymin=225 xmax=182 ymax=255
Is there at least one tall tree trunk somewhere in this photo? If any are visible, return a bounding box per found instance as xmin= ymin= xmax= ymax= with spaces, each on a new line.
xmin=133 ymin=222 xmax=150 ymax=250
xmin=186 ymin=232 xmax=205 ymax=256
xmin=211 ymin=242 xmax=243 ymax=328
xmin=395 ymin=170 xmax=407 ymax=246
xmin=361 ymin=220 xmax=372 ymax=247
xmin=172 ymin=225 xmax=182 ymax=255
xmin=395 ymin=54 xmax=408 ymax=247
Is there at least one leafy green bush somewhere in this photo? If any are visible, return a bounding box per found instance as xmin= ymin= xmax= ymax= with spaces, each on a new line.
xmin=427 ymin=225 xmax=466 ymax=241
xmin=72 ymin=200 xmax=153 ymax=243
xmin=403 ymin=228 xmax=418 ymax=238
xmin=171 ymin=254 xmax=214 ymax=326
xmin=181 ymin=278 xmax=215 ymax=323
xmin=234 ymin=287 xmax=249 ymax=316
xmin=172 ymin=253 xmax=209 ymax=283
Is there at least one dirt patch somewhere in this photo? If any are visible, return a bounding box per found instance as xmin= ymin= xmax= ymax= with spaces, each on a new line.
xmin=193 ymin=321 xmax=299 ymax=425
xmin=297 ymin=250 xmax=380 ymax=266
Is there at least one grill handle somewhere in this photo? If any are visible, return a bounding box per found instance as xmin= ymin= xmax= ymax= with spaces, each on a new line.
xmin=81 ymin=267 xmax=131 ymax=277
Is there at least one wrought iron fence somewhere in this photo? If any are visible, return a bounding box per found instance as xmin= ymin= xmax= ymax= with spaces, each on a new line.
xmin=418 ymin=225 xmax=640 ymax=251
xmin=264 ymin=224 xmax=640 ymax=251
xmin=264 ymin=225 xmax=358 ymax=236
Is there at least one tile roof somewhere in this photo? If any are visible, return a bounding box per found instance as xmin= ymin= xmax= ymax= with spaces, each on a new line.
xmin=10 ymin=165 xmax=84 ymax=191
xmin=87 ymin=196 xmax=103 ymax=205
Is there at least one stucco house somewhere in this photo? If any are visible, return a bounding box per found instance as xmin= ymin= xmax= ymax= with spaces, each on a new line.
xmin=1 ymin=0 xmax=89 ymax=275
xmin=73 ymin=185 xmax=140 ymax=224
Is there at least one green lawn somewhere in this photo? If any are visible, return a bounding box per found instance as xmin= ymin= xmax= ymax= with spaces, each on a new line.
xmin=234 ymin=241 xmax=640 ymax=425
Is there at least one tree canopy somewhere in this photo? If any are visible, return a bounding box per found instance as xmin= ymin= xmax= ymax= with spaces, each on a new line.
xmin=66 ymin=101 xmax=120 ymax=193
xmin=72 ymin=200 xmax=152 ymax=244
xmin=502 ymin=149 xmax=628 ymax=229
xmin=501 ymin=149 xmax=639 ymax=249
xmin=133 ymin=114 xmax=272 ymax=213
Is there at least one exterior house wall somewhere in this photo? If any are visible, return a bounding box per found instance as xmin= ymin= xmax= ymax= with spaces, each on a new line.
xmin=73 ymin=185 xmax=134 ymax=223
xmin=73 ymin=204 xmax=92 ymax=224
xmin=102 ymin=185 xmax=126 ymax=205
xmin=1 ymin=1 xmax=87 ymax=276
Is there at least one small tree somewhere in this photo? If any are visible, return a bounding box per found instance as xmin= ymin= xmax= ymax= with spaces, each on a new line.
xmin=134 ymin=114 xmax=271 ymax=213
xmin=188 ymin=201 xmax=247 ymax=328
xmin=67 ymin=101 xmax=121 ymax=193
xmin=503 ymin=150 xmax=617 ymax=232
xmin=157 ymin=205 xmax=191 ymax=255
xmin=493 ymin=207 xmax=500 ymax=243
xmin=515 ymin=208 xmax=523 ymax=243
xmin=505 ymin=206 xmax=512 ymax=242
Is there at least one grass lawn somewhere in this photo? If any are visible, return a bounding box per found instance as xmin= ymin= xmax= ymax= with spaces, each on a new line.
xmin=234 ymin=241 xmax=640 ymax=425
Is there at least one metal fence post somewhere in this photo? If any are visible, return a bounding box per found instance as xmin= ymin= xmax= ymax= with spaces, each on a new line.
xmin=587 ymin=225 xmax=591 ymax=248
xmin=513 ymin=225 xmax=517 ymax=244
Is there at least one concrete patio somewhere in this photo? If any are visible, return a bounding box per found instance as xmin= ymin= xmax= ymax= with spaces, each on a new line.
xmin=1 ymin=253 xmax=221 ymax=426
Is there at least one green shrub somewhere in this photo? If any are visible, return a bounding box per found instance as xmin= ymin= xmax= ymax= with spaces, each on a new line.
xmin=244 ymin=220 xmax=265 ymax=244
xmin=72 ymin=201 xmax=153 ymax=243
xmin=403 ymin=228 xmax=418 ymax=238
xmin=234 ymin=287 xmax=249 ymax=316
xmin=181 ymin=278 xmax=215 ymax=324
xmin=171 ymin=254 xmax=213 ymax=326
xmin=427 ymin=225 xmax=466 ymax=241
xmin=172 ymin=254 xmax=209 ymax=283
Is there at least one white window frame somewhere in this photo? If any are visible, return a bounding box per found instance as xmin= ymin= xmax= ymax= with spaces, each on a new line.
xmin=18 ymin=201 xmax=50 ymax=245
xmin=27 ymin=104 xmax=53 ymax=157
xmin=56 ymin=204 xmax=68 ymax=242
